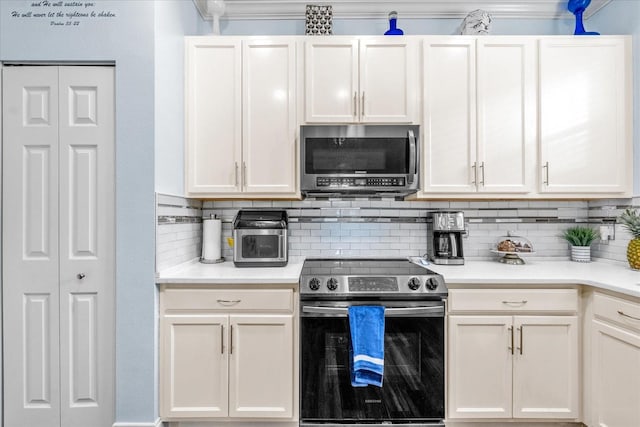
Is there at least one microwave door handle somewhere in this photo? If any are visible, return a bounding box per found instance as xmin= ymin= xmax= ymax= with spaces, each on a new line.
xmin=408 ymin=129 xmax=416 ymax=174
xmin=278 ymin=234 xmax=284 ymax=258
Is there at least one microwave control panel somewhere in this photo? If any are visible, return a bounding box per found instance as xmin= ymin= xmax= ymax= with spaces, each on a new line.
xmin=316 ymin=177 xmax=406 ymax=187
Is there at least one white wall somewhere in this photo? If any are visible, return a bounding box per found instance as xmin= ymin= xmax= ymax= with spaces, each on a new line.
xmin=0 ymin=1 xmax=157 ymax=424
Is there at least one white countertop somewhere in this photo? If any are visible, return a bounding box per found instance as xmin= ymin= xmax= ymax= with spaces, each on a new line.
xmin=156 ymin=258 xmax=305 ymax=285
xmin=157 ymin=258 xmax=640 ymax=299
xmin=426 ymin=259 xmax=640 ymax=298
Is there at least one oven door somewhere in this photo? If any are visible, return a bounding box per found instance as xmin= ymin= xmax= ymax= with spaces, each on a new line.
xmin=300 ymin=300 xmax=445 ymax=425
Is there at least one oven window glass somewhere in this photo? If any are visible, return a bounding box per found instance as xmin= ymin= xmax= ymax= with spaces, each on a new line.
xmin=300 ymin=315 xmax=444 ymax=422
xmin=241 ymin=235 xmax=279 ymax=259
xmin=304 ymin=137 xmax=409 ymax=174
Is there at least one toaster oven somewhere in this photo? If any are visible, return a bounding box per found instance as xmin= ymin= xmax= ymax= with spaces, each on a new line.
xmin=232 ymin=210 xmax=288 ymax=267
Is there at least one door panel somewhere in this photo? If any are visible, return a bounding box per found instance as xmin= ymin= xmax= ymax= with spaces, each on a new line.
xmin=3 ymin=65 xmax=61 ymax=427
xmin=24 ymin=294 xmax=54 ymax=407
xmin=477 ymin=38 xmax=535 ymax=193
xmin=539 ymin=38 xmax=630 ymax=193
xmin=422 ymin=38 xmax=477 ymax=193
xmin=243 ymin=40 xmax=297 ymax=194
xmin=68 ymin=292 xmax=98 ymax=406
xmin=512 ymin=316 xmax=579 ymax=419
xmin=58 ymin=66 xmax=114 ymax=427
xmin=360 ymin=38 xmax=417 ymax=123
xmin=304 ymin=38 xmax=358 ymax=123
xmin=186 ymin=39 xmax=242 ymax=193
xmin=161 ymin=315 xmax=229 ymax=418
xmin=3 ymin=65 xmax=114 ymax=427
xmin=592 ymin=320 xmax=640 ymax=427
xmin=229 ymin=315 xmax=294 ymax=418
xmin=448 ymin=315 xmax=512 ymax=418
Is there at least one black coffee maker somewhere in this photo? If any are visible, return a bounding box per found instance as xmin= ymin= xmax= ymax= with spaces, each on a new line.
xmin=428 ymin=211 xmax=465 ymax=265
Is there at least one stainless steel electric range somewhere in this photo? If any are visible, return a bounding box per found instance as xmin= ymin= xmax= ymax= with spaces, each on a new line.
xmin=299 ymin=258 xmax=447 ymax=427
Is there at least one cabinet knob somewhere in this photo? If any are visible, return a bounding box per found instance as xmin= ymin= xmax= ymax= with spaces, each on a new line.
xmin=77 ymin=273 xmax=86 ymax=280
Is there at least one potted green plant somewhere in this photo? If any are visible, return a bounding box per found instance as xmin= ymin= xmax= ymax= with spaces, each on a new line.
xmin=561 ymin=226 xmax=599 ymax=262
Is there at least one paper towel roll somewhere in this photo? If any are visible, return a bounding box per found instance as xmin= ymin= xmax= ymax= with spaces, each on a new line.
xmin=201 ymin=217 xmax=222 ymax=262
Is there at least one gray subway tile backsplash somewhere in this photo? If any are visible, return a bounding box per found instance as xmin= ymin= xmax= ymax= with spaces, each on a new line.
xmin=157 ymin=194 xmax=640 ymax=271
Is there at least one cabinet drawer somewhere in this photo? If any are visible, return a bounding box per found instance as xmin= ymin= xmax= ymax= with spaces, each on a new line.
xmin=594 ymin=292 xmax=640 ymax=333
xmin=162 ymin=288 xmax=294 ymax=312
xmin=449 ymin=288 xmax=578 ymax=313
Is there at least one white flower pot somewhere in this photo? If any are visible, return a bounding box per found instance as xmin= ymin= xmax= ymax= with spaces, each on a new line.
xmin=570 ymin=245 xmax=591 ymax=262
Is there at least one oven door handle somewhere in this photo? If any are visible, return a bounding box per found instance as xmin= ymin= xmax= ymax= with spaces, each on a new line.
xmin=302 ymin=305 xmax=444 ymax=317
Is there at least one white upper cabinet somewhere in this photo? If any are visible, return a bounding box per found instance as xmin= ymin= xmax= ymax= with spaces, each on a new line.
xmin=539 ymin=36 xmax=632 ymax=195
xmin=186 ymin=38 xmax=242 ymax=194
xmin=304 ymin=36 xmax=418 ymax=123
xmin=185 ymin=37 xmax=298 ymax=198
xmin=242 ymin=39 xmax=298 ymax=194
xmin=420 ymin=37 xmax=535 ymax=196
xmin=477 ymin=37 xmax=536 ymax=194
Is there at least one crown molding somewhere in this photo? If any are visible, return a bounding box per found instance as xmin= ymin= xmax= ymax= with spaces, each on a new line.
xmin=193 ymin=0 xmax=612 ymax=21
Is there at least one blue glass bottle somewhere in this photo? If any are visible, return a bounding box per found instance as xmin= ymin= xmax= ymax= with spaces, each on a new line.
xmin=568 ymin=0 xmax=600 ymax=35
xmin=384 ymin=11 xmax=404 ymax=35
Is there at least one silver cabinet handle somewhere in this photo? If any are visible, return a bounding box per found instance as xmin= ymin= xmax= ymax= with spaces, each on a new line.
xmin=618 ymin=310 xmax=640 ymax=321
xmin=517 ymin=326 xmax=523 ymax=355
xmin=217 ymin=299 xmax=241 ymax=306
xmin=480 ymin=161 xmax=485 ymax=186
xmin=234 ymin=162 xmax=239 ymax=186
xmin=471 ymin=162 xmax=477 ymax=185
xmin=361 ymin=91 xmax=365 ymax=117
xmin=77 ymin=273 xmax=86 ymax=280
xmin=502 ymin=300 xmax=528 ymax=306
xmin=508 ymin=326 xmax=514 ymax=355
xmin=543 ymin=161 xmax=549 ymax=185
xmin=220 ymin=325 xmax=224 ymax=354
xmin=229 ymin=325 xmax=233 ymax=355
xmin=242 ymin=162 xmax=247 ymax=188
xmin=353 ymin=92 xmax=357 ymax=117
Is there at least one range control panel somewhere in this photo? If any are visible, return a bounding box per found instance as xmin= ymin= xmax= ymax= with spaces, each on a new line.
xmin=316 ymin=176 xmax=406 ymax=187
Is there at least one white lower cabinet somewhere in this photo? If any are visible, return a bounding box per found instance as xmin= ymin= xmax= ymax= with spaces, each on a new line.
xmin=590 ymin=292 xmax=640 ymax=427
xmin=160 ymin=286 xmax=297 ymax=422
xmin=448 ymin=288 xmax=579 ymax=421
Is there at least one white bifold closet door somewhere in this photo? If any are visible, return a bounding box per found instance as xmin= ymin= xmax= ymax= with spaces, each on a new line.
xmin=2 ymin=65 xmax=114 ymax=427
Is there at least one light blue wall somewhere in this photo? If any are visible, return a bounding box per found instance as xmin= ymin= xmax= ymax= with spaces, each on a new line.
xmin=0 ymin=0 xmax=157 ymax=424
xmin=219 ymin=16 xmax=577 ymax=36
xmin=155 ymin=1 xmax=207 ymax=196
xmin=590 ymin=0 xmax=640 ymax=194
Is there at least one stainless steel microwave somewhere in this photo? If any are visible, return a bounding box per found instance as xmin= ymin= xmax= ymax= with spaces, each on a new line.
xmin=300 ymin=125 xmax=419 ymax=196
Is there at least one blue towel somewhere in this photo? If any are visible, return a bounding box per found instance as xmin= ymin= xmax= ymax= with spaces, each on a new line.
xmin=348 ymin=305 xmax=385 ymax=387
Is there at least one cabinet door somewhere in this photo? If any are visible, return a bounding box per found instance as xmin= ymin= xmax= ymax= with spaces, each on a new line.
xmin=304 ymin=38 xmax=358 ymax=123
xmin=539 ymin=37 xmax=631 ymax=194
xmin=477 ymin=38 xmax=536 ymax=194
xmin=243 ymin=40 xmax=297 ymax=194
xmin=591 ymin=320 xmax=640 ymax=427
xmin=359 ymin=37 xmax=417 ymax=123
xmin=448 ymin=316 xmax=512 ymax=419
xmin=229 ymin=315 xmax=294 ymax=418
xmin=161 ymin=315 xmax=228 ymax=418
xmin=512 ymin=316 xmax=579 ymax=419
xmin=422 ymin=38 xmax=477 ymax=193
xmin=185 ymin=38 xmax=242 ymax=194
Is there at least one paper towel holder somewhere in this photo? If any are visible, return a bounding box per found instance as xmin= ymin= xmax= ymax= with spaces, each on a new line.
xmin=201 ymin=214 xmax=225 ymax=264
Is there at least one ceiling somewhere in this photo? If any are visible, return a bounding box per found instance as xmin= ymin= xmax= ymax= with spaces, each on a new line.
xmin=193 ymin=0 xmax=612 ymax=20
